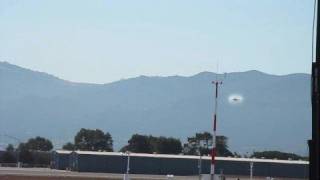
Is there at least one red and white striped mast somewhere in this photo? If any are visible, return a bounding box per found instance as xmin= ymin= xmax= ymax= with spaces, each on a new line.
xmin=211 ymin=79 xmax=222 ymax=180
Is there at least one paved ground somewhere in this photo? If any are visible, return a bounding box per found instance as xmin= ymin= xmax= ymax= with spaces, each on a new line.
xmin=0 ymin=167 xmax=307 ymax=180
xmin=0 ymin=167 xmax=198 ymax=180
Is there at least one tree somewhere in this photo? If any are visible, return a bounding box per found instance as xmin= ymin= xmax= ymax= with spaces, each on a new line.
xmin=0 ymin=144 xmax=16 ymax=163
xmin=196 ymin=132 xmax=212 ymax=150
xmin=6 ymin=144 xmax=15 ymax=152
xmin=183 ymin=132 xmax=233 ymax=157
xmin=250 ymin=151 xmax=303 ymax=160
xmin=16 ymin=136 xmax=53 ymax=164
xmin=234 ymin=152 xmax=242 ymax=158
xmin=24 ymin=136 xmax=53 ymax=151
xmin=18 ymin=143 xmax=34 ymax=164
xmin=1 ymin=151 xmax=16 ymax=163
xmin=216 ymin=136 xmax=233 ymax=157
xmin=155 ymin=137 xmax=182 ymax=154
xmin=196 ymin=132 xmax=213 ymax=155
xmin=123 ymin=134 xmax=153 ymax=153
xmin=32 ymin=151 xmax=51 ymax=165
xmin=74 ymin=128 xmax=113 ymax=151
xmin=62 ymin=142 xmax=75 ymax=151
xmin=183 ymin=136 xmax=199 ymax=155
xmin=121 ymin=134 xmax=182 ymax=154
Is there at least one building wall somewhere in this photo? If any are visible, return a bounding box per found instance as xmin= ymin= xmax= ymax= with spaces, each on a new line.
xmin=214 ymin=161 xmax=308 ymax=178
xmin=129 ymin=156 xmax=199 ymax=175
xmin=53 ymin=152 xmax=308 ymax=178
xmin=76 ymin=154 xmax=126 ymax=174
xmin=51 ymin=152 xmax=71 ymax=170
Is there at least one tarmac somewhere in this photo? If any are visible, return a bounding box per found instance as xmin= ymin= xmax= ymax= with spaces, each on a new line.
xmin=0 ymin=167 xmax=197 ymax=180
xmin=0 ymin=167 xmax=306 ymax=180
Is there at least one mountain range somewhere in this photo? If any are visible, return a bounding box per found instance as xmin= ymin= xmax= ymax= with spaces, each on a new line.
xmin=0 ymin=62 xmax=311 ymax=155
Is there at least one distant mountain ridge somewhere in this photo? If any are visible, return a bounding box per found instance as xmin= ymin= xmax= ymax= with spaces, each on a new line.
xmin=0 ymin=62 xmax=311 ymax=155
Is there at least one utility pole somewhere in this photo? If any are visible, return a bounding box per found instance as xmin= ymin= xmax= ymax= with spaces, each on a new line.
xmin=123 ymin=151 xmax=130 ymax=180
xmin=211 ymin=80 xmax=222 ymax=180
xmin=250 ymin=162 xmax=254 ymax=180
xmin=198 ymin=152 xmax=202 ymax=180
xmin=309 ymin=0 xmax=320 ymax=180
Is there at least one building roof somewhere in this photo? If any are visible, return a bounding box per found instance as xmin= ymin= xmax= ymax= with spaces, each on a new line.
xmin=54 ymin=150 xmax=308 ymax=165
xmin=55 ymin=150 xmax=72 ymax=154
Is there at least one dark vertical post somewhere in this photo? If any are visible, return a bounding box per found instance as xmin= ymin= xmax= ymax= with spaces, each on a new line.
xmin=211 ymin=81 xmax=222 ymax=180
xmin=310 ymin=1 xmax=320 ymax=180
xmin=310 ymin=61 xmax=320 ymax=180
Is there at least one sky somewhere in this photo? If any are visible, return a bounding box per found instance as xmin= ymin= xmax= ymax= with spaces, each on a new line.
xmin=0 ymin=0 xmax=315 ymax=84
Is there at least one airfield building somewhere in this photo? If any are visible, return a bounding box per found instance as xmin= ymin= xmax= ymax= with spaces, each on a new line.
xmin=52 ymin=150 xmax=308 ymax=178
xmin=51 ymin=150 xmax=72 ymax=170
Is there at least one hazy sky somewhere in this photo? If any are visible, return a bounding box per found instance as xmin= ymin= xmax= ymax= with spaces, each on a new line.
xmin=0 ymin=0 xmax=315 ymax=83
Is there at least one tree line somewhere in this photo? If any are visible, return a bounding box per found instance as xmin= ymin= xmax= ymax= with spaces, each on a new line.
xmin=61 ymin=128 xmax=232 ymax=156
xmin=1 ymin=136 xmax=53 ymax=165
xmin=0 ymin=128 xmax=306 ymax=166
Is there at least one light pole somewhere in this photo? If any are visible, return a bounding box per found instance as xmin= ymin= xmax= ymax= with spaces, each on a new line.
xmin=198 ymin=148 xmax=202 ymax=180
xmin=250 ymin=162 xmax=254 ymax=180
xmin=123 ymin=151 xmax=130 ymax=180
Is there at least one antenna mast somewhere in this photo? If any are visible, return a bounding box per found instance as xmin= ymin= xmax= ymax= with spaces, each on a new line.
xmin=210 ymin=75 xmax=223 ymax=180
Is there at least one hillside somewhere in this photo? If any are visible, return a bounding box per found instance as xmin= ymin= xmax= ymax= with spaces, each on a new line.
xmin=0 ymin=62 xmax=311 ymax=154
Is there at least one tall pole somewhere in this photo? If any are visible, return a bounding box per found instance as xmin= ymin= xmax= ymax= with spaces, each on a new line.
xmin=198 ymin=152 xmax=202 ymax=180
xmin=123 ymin=151 xmax=130 ymax=180
xmin=310 ymin=0 xmax=320 ymax=180
xmin=211 ymin=81 xmax=222 ymax=180
xmin=126 ymin=152 xmax=130 ymax=177
xmin=250 ymin=162 xmax=254 ymax=180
